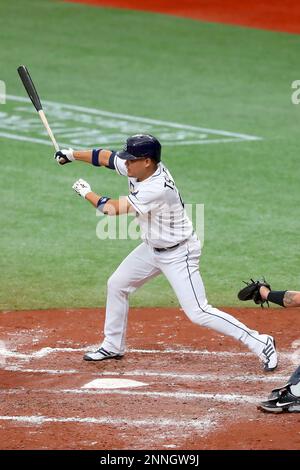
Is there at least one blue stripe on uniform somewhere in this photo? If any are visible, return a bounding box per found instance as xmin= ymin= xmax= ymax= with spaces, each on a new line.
xmin=184 ymin=247 xmax=265 ymax=346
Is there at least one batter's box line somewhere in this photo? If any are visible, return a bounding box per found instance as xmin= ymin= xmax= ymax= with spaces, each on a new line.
xmin=0 ymin=345 xmax=265 ymax=358
xmin=0 ymin=387 xmax=261 ymax=404
xmin=0 ymin=414 xmax=215 ymax=432
xmin=0 ymin=365 xmax=290 ymax=383
xmin=0 ymin=345 xmax=297 ymax=361
xmin=1 ymin=343 xmax=299 ymax=375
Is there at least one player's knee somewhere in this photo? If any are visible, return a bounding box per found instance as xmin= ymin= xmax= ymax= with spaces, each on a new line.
xmin=107 ymin=273 xmax=131 ymax=294
xmin=107 ymin=273 xmax=124 ymax=292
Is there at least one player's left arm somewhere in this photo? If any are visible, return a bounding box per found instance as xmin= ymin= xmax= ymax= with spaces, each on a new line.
xmin=72 ymin=178 xmax=134 ymax=215
xmin=86 ymin=193 xmax=133 ymax=215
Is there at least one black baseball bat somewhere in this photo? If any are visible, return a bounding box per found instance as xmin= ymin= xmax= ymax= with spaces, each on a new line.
xmin=17 ymin=65 xmax=42 ymax=111
xmin=17 ymin=65 xmax=59 ymax=151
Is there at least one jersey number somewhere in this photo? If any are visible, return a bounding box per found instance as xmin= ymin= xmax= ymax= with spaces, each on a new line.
xmin=163 ymin=172 xmax=184 ymax=208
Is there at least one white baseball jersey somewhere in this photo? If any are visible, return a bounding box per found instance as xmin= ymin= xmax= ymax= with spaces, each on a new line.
xmin=114 ymin=156 xmax=193 ymax=248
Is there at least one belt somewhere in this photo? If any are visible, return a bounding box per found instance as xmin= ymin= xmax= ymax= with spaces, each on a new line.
xmin=154 ymin=243 xmax=180 ymax=253
xmin=152 ymin=232 xmax=195 ymax=253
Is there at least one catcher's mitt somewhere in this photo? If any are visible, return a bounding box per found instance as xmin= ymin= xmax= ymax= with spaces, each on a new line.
xmin=237 ymin=278 xmax=271 ymax=308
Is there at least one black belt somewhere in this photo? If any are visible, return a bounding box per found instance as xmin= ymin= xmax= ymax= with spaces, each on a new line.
xmin=153 ymin=232 xmax=195 ymax=253
xmin=153 ymin=243 xmax=181 ymax=253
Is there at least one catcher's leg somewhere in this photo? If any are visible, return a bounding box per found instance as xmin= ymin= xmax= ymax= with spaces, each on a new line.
xmin=157 ymin=236 xmax=274 ymax=361
xmin=265 ymin=365 xmax=300 ymax=400
xmin=258 ymin=365 xmax=300 ymax=412
xmin=289 ymin=365 xmax=300 ymax=386
xmin=100 ymin=242 xmax=161 ymax=354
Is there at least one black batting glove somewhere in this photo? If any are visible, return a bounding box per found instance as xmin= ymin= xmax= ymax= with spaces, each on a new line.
xmin=55 ymin=148 xmax=75 ymax=165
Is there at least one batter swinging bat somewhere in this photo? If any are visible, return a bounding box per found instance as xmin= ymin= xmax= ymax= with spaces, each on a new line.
xmin=17 ymin=65 xmax=60 ymax=151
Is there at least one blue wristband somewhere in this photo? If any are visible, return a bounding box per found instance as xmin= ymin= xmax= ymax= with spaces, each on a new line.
xmin=106 ymin=151 xmax=116 ymax=170
xmin=92 ymin=148 xmax=102 ymax=166
xmin=97 ymin=196 xmax=111 ymax=213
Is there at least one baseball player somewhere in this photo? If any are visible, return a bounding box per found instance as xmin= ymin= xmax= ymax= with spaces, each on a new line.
xmin=55 ymin=134 xmax=277 ymax=371
xmin=237 ymin=278 xmax=300 ymax=411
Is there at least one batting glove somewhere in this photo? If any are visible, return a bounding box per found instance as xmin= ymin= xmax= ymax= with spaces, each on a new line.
xmin=72 ymin=178 xmax=92 ymax=199
xmin=55 ymin=148 xmax=75 ymax=165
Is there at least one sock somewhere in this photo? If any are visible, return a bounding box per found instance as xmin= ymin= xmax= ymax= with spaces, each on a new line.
xmin=290 ymin=382 xmax=300 ymax=397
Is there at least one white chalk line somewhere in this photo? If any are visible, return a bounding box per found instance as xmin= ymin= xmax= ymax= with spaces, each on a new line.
xmin=61 ymin=389 xmax=263 ymax=403
xmin=131 ymin=348 xmax=252 ymax=356
xmin=0 ymin=132 xmax=71 ymax=149
xmin=0 ymin=132 xmax=254 ymax=148
xmin=0 ymin=414 xmax=214 ymax=431
xmin=0 ymin=345 xmax=271 ymax=358
xmin=1 ymin=365 xmax=289 ymax=383
xmin=3 ymin=366 xmax=78 ymax=375
xmin=0 ymin=345 xmax=298 ymax=362
xmin=6 ymin=94 xmax=262 ymax=141
xmin=0 ymin=132 xmax=258 ymax=147
xmin=0 ymin=387 xmax=261 ymax=404
xmin=0 ymin=346 xmax=83 ymax=360
xmin=0 ymin=95 xmax=262 ymax=146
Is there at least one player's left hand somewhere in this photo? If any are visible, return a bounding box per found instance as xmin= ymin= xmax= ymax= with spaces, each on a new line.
xmin=72 ymin=178 xmax=92 ymax=198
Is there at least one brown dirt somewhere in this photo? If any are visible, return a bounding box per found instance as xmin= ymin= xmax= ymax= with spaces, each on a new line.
xmin=65 ymin=0 xmax=300 ymax=34
xmin=0 ymin=307 xmax=299 ymax=449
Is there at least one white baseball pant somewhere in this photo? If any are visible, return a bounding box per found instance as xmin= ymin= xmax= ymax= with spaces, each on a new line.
xmin=101 ymin=233 xmax=268 ymax=357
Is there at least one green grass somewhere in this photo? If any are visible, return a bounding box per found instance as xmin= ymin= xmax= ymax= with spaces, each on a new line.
xmin=1 ymin=0 xmax=300 ymax=309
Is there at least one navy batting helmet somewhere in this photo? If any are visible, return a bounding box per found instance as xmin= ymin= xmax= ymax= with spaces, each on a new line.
xmin=116 ymin=134 xmax=161 ymax=162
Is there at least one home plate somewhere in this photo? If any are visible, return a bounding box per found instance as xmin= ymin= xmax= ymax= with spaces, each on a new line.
xmin=82 ymin=378 xmax=147 ymax=389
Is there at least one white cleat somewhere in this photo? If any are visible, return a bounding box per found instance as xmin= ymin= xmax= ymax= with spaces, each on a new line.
xmin=259 ymin=335 xmax=278 ymax=372
xmin=83 ymin=347 xmax=124 ymax=362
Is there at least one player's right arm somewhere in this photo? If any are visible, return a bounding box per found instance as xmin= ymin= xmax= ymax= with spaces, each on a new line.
xmin=73 ymin=149 xmax=112 ymax=166
xmin=54 ymin=148 xmax=128 ymax=175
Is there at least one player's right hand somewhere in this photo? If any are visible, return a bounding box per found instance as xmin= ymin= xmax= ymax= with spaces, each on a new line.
xmin=55 ymin=148 xmax=75 ymax=165
xmin=72 ymin=178 xmax=92 ymax=198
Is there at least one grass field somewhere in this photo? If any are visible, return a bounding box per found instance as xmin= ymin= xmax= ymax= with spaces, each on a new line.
xmin=1 ymin=0 xmax=300 ymax=310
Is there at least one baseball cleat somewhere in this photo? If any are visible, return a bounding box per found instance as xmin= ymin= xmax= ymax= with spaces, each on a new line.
xmin=259 ymin=335 xmax=278 ymax=372
xmin=83 ymin=347 xmax=124 ymax=362
xmin=267 ymin=383 xmax=290 ymax=400
xmin=258 ymin=386 xmax=300 ymax=413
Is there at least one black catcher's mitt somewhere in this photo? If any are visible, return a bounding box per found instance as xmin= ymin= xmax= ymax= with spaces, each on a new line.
xmin=237 ymin=278 xmax=271 ymax=308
